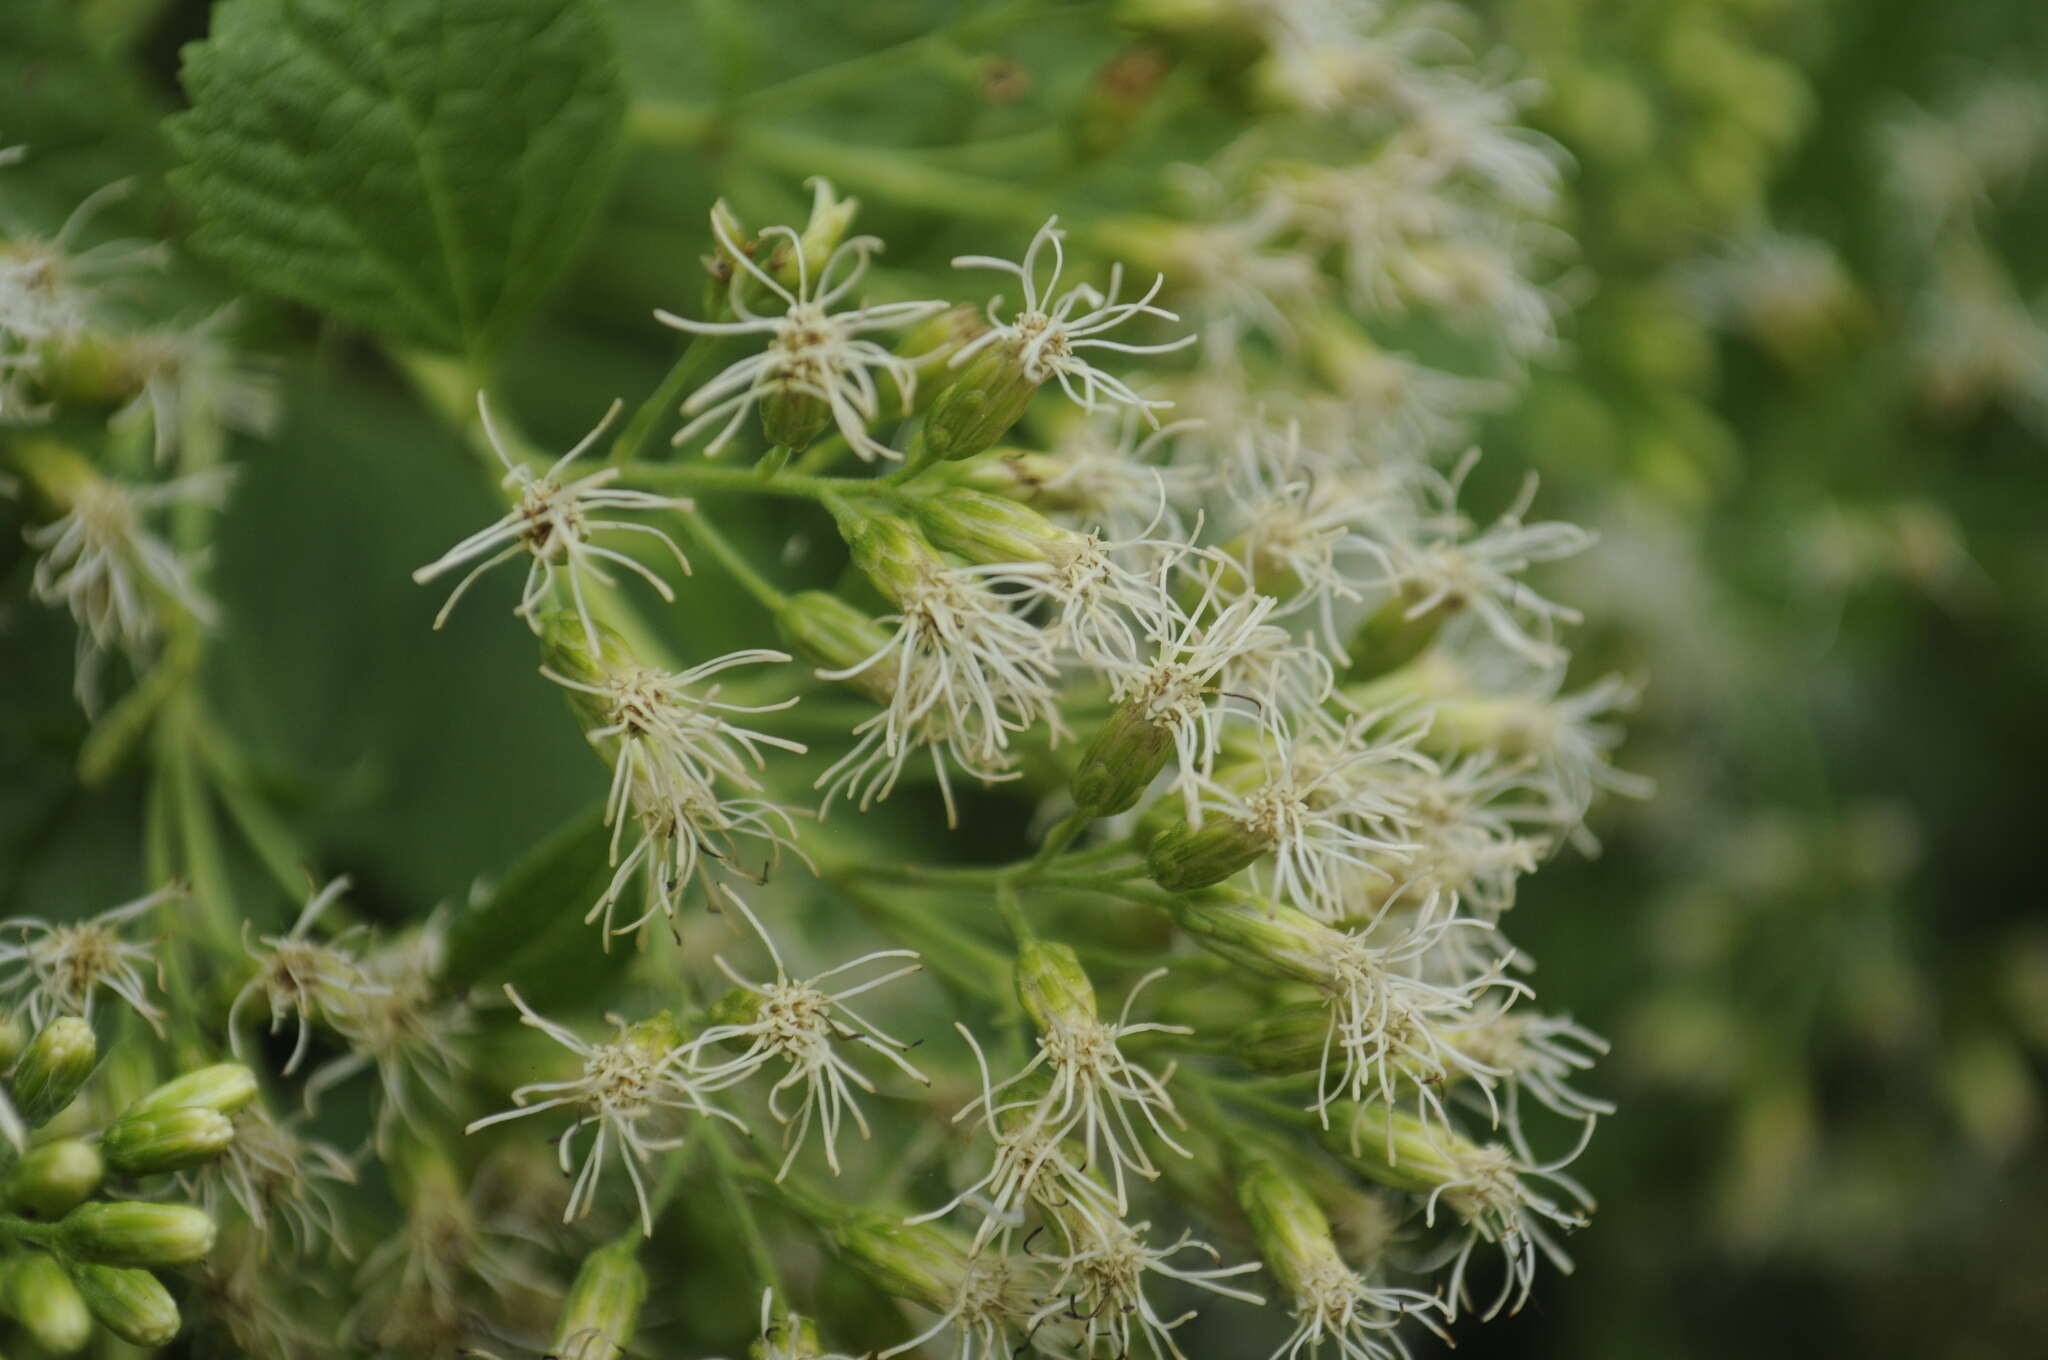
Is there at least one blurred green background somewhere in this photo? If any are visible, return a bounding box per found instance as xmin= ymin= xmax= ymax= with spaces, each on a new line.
xmin=5 ymin=0 xmax=2047 ymax=1355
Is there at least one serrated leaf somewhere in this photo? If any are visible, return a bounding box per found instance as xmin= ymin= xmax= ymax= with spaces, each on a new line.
xmin=169 ymin=0 xmax=626 ymax=359
xmin=440 ymin=803 xmax=630 ymax=1008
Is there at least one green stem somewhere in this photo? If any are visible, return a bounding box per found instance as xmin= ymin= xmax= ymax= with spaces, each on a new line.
xmin=625 ymin=461 xmax=893 ymax=504
xmin=1023 ymin=806 xmax=1092 ymax=873
xmin=611 ymin=311 xmax=732 ymax=466
xmin=704 ymin=1124 xmax=784 ymax=1291
xmin=679 ymin=511 xmax=790 ymax=610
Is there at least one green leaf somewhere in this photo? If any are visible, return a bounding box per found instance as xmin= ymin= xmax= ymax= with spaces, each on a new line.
xmin=440 ymin=803 xmax=630 ymax=1008
xmin=169 ymin=0 xmax=627 ymax=359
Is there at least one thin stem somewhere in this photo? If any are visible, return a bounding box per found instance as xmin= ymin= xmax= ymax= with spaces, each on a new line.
xmin=612 ymin=305 xmax=733 ymax=466
xmin=678 ymin=511 xmax=790 ymax=611
xmin=1023 ymin=806 xmax=1092 ymax=873
xmin=704 ymin=1123 xmax=784 ymax=1291
xmin=625 ymin=461 xmax=892 ymax=503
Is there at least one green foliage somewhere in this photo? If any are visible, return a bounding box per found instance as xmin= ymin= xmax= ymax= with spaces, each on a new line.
xmin=169 ymin=0 xmax=627 ymax=359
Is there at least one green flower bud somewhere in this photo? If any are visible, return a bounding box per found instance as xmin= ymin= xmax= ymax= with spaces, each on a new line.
xmin=1236 ymin=1155 xmax=1345 ymax=1300
xmin=831 ymin=1214 xmax=964 ymax=1313
xmin=1343 ymin=586 xmax=1454 ymax=683
xmin=1014 ymin=941 xmax=1098 ymax=1034
xmin=3 ymin=1250 xmax=92 ymax=1352
xmin=124 ymin=1062 xmax=260 ymax=1119
xmin=1070 ymin=700 xmax=1176 ymax=817
xmin=844 ymin=514 xmax=945 ymax=608
xmin=1231 ymin=1002 xmax=1335 ymax=1075
xmin=551 ymin=1237 xmax=646 ymax=1360
xmin=1322 ymin=1100 xmax=1481 ymax=1197
xmin=1147 ymin=816 xmax=1270 ymax=892
xmin=1162 ymin=894 xmax=1344 ymax=987
xmin=11 ymin=1018 xmax=97 ymax=1128
xmin=102 ymin=1107 xmax=237 ymax=1176
xmin=768 ymin=179 xmax=861 ymax=293
xmin=63 ymin=1263 xmax=180 ymax=1347
xmin=921 ymin=337 xmax=1041 ymax=462
xmin=57 ymin=1202 xmax=216 ymax=1268
xmin=776 ymin=591 xmax=894 ymax=702
xmin=894 ymin=305 xmax=990 ymax=412
xmin=4 ymin=1139 xmax=105 ymax=1218
xmin=759 ymin=385 xmax=834 ymax=453
xmin=916 ymin=488 xmax=1076 ymax=566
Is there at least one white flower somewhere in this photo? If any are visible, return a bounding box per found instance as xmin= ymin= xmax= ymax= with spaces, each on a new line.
xmin=547 ymin=648 xmax=813 ymax=943
xmin=1450 ymin=1006 xmax=1613 ymax=1161
xmin=549 ymin=648 xmax=805 ymax=797
xmin=1313 ymin=911 xmax=1530 ymax=1141
xmin=411 ymin=394 xmax=693 ymax=652
xmin=909 ymin=1024 xmax=1122 ymax=1252
xmin=1423 ymin=1125 xmax=1596 ymax=1321
xmin=816 ymin=559 xmax=1062 ymax=823
xmin=465 ymin=986 xmax=743 ymax=1235
xmin=107 ymin=307 xmax=282 ymax=465
xmin=1029 ymin=409 xmax=1210 ymax=542
xmin=957 ymin=968 xmax=1191 ymax=1215
xmin=306 ymin=918 xmax=470 ymax=1146
xmin=229 ymin=877 xmax=377 ymax=1076
xmin=25 ymin=465 xmax=229 ymax=709
xmin=1219 ymin=420 xmax=1399 ymax=662
xmin=877 ymin=1244 xmax=1055 ymax=1360
xmin=1029 ymin=1214 xmax=1264 ymax=1360
xmin=1387 ymin=453 xmax=1594 ymax=666
xmin=192 ymin=1105 xmax=358 ymax=1258
xmin=951 ymin=217 xmax=1195 ymax=422
xmin=1306 ymin=342 xmax=1506 ymax=460
xmin=592 ymin=766 xmax=810 ymax=943
xmin=658 ymin=208 xmax=947 ymax=462
xmin=1194 ymin=711 xmax=1429 ymax=922
xmin=2 ymin=180 xmax=163 ymax=418
xmin=0 ymin=883 xmax=176 ymax=1032
xmin=688 ymin=890 xmax=928 ymax=1178
xmin=1273 ymin=1253 xmax=1447 ymax=1360
xmin=1100 ymin=586 xmax=1287 ymax=818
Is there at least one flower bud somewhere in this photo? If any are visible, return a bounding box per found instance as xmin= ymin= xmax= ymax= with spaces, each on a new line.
xmin=11 ymin=1018 xmax=97 ymax=1128
xmin=4 ymin=1139 xmax=105 ymax=1218
xmin=759 ymin=385 xmax=834 ymax=453
xmin=2 ymin=1250 xmax=92 ymax=1352
xmin=768 ymin=179 xmax=861 ymax=293
xmin=57 ymin=1201 xmax=217 ymax=1268
xmin=124 ymin=1062 xmax=260 ymax=1119
xmin=103 ymin=1107 xmax=237 ymax=1176
xmin=831 ymin=1214 xmax=963 ymax=1313
xmin=1344 ymin=586 xmax=1454 ymax=683
xmin=894 ymin=305 xmax=990 ymax=411
xmin=1231 ymin=1002 xmax=1335 ymax=1075
xmin=1147 ymin=816 xmax=1269 ymax=892
xmin=1163 ymin=894 xmax=1344 ymax=987
xmin=777 ymin=591 xmax=895 ymax=703
xmin=1014 ymin=940 xmax=1098 ymax=1034
xmin=1330 ymin=1103 xmax=1487 ymax=1197
xmin=916 ymin=488 xmax=1076 ymax=566
xmin=1070 ymin=700 xmax=1176 ymax=817
xmin=1236 ymin=1155 xmax=1345 ymax=1300
xmin=921 ymin=338 xmax=1041 ymax=462
xmin=844 ymin=514 xmax=945 ymax=608
xmin=63 ymin=1263 xmax=180 ymax=1347
xmin=551 ymin=1236 xmax=646 ymax=1360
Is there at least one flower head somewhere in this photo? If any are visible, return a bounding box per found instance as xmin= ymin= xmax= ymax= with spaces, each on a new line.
xmin=1029 ymin=1213 xmax=1264 ymax=1360
xmin=689 ymin=890 xmax=928 ymax=1178
xmin=950 ymin=217 xmax=1196 ymax=422
xmin=25 ymin=465 xmax=229 ymax=709
xmin=661 ymin=193 xmax=947 ymax=462
xmin=0 ymin=884 xmax=176 ymax=1032
xmin=465 ymin=987 xmax=742 ymax=1234
xmin=412 ymin=394 xmax=693 ymax=653
xmin=229 ymin=877 xmax=376 ymax=1076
